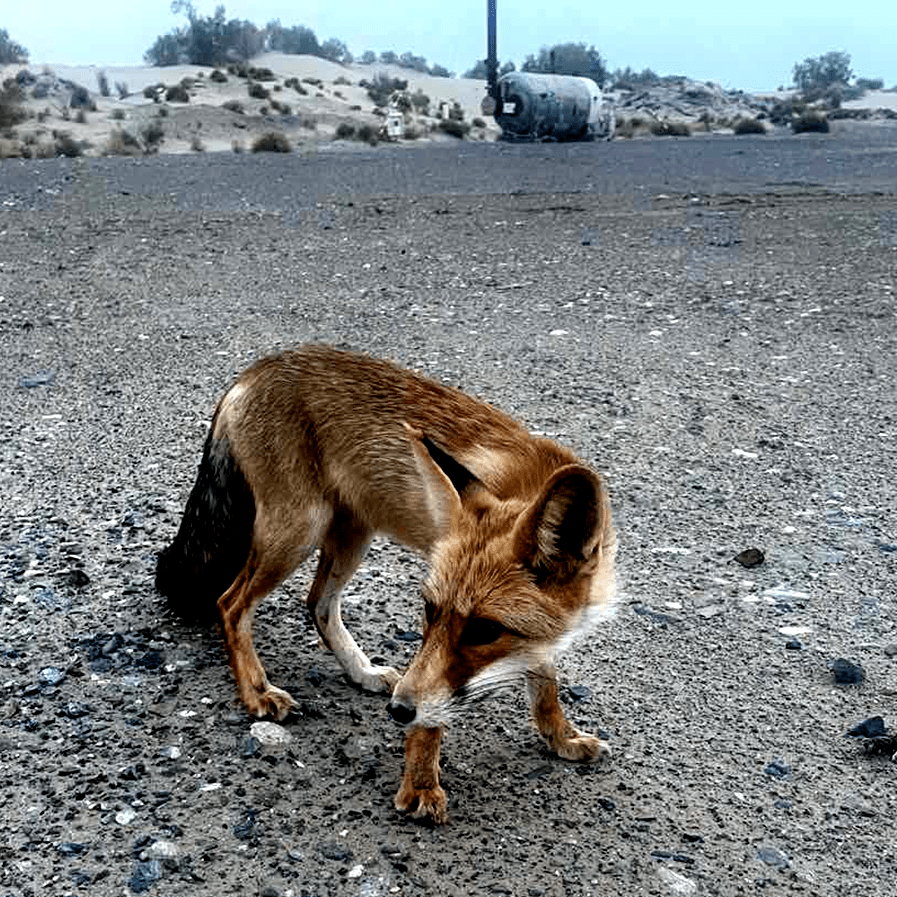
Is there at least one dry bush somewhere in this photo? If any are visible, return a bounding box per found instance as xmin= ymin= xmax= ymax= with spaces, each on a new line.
xmin=248 ymin=82 xmax=270 ymax=100
xmin=792 ymin=111 xmax=829 ymax=133
xmin=223 ymin=99 xmax=244 ymax=114
xmin=733 ymin=117 xmax=767 ymax=135
xmin=650 ymin=120 xmax=691 ymax=136
xmin=251 ymin=131 xmax=291 ymax=152
xmin=165 ymin=83 xmax=190 ymax=103
xmin=104 ymin=128 xmax=143 ymax=156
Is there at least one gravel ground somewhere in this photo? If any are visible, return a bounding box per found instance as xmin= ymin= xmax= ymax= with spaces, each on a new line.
xmin=1 ymin=132 xmax=896 ymax=897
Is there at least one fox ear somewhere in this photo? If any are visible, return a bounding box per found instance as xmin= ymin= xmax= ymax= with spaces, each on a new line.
xmin=404 ymin=424 xmax=480 ymax=534
xmin=514 ymin=465 xmax=611 ymax=584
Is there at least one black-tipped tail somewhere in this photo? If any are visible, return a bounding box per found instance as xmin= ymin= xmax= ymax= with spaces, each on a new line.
xmin=155 ymin=433 xmax=255 ymax=623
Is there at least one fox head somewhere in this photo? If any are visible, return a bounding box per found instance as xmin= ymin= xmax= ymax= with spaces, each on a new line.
xmin=387 ymin=426 xmax=617 ymax=729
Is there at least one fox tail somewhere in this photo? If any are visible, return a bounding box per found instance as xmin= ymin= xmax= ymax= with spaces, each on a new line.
xmin=155 ymin=431 xmax=255 ymax=623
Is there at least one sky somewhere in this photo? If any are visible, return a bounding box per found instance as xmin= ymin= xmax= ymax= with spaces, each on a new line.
xmin=3 ymin=0 xmax=894 ymax=92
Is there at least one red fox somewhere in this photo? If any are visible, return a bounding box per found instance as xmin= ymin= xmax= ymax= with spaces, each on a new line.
xmin=156 ymin=345 xmax=618 ymax=823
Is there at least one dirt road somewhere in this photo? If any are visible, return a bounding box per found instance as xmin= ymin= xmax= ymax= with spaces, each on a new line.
xmin=1 ymin=132 xmax=895 ymax=896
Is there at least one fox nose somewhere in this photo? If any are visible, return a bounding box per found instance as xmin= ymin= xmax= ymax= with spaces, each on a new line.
xmin=386 ymin=698 xmax=417 ymax=725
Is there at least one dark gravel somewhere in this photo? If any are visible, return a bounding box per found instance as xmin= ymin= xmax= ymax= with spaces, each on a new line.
xmin=1 ymin=130 xmax=896 ymax=897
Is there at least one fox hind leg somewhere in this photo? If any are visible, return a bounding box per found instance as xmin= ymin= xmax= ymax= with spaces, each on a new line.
xmin=218 ymin=545 xmax=313 ymax=720
xmin=527 ymin=661 xmax=611 ymax=762
xmin=307 ymin=505 xmax=400 ymax=694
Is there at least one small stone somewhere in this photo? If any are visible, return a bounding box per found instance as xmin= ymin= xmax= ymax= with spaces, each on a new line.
xmin=568 ymin=684 xmax=591 ymax=702
xmin=785 ymin=638 xmax=802 ymax=650
xmin=18 ymin=371 xmax=55 ymax=388
xmin=249 ymin=721 xmax=292 ymax=748
xmin=347 ymin=865 xmax=364 ymax=879
xmin=832 ymin=658 xmax=865 ymax=684
xmin=39 ymin=667 xmax=66 ymax=687
xmin=158 ymin=745 xmax=181 ymax=760
xmin=764 ymin=760 xmax=791 ymax=779
xmin=598 ymin=797 xmax=616 ymax=811
xmin=305 ymin=667 xmax=325 ymax=686
xmin=884 ymin=644 xmax=897 ymax=658
xmin=128 ymin=859 xmax=162 ymax=893
xmin=846 ymin=716 xmax=887 ymax=739
xmin=57 ymin=842 xmax=89 ymax=857
xmin=656 ymin=865 xmax=697 ymax=895
xmin=732 ymin=548 xmax=765 ymax=568
xmin=59 ymin=702 xmax=89 ymax=719
xmin=320 ymin=841 xmax=353 ymax=862
xmin=394 ymin=630 xmax=422 ymax=642
xmin=115 ymin=806 xmax=137 ymax=825
xmin=757 ymin=846 xmax=790 ymax=870
xmin=144 ymin=840 xmax=179 ymax=862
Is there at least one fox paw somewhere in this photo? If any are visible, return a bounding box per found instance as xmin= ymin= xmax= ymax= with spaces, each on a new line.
xmin=554 ymin=730 xmax=611 ymax=763
xmin=394 ymin=783 xmax=449 ymax=825
xmin=245 ymin=684 xmax=297 ymax=722
xmin=357 ymin=664 xmax=401 ymax=695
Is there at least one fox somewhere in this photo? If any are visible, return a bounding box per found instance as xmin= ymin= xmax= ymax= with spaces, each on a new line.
xmin=155 ymin=344 xmax=618 ymax=824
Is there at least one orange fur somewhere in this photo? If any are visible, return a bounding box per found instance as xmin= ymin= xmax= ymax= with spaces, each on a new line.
xmin=157 ymin=344 xmax=618 ymax=823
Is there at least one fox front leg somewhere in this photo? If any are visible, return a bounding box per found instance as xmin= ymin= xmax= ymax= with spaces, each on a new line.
xmin=527 ymin=662 xmax=611 ymax=762
xmin=394 ymin=726 xmax=448 ymax=824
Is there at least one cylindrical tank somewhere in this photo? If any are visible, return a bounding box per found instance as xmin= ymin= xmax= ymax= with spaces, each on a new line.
xmin=493 ymin=72 xmax=607 ymax=141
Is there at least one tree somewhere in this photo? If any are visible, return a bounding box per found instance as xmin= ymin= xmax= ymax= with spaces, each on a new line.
xmin=792 ymin=51 xmax=853 ymax=91
xmin=464 ymin=59 xmax=514 ymax=79
xmin=521 ymin=42 xmax=608 ymax=86
xmin=320 ymin=37 xmax=352 ymax=64
xmin=267 ymin=20 xmax=320 ymax=56
xmin=379 ymin=50 xmax=398 ymax=65
xmin=0 ymin=27 xmax=28 ymax=64
xmin=360 ymin=50 xmax=377 ymax=65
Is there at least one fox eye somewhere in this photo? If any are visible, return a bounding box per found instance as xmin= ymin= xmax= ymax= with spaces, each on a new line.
xmin=460 ymin=617 xmax=505 ymax=646
xmin=424 ymin=601 xmax=438 ymax=626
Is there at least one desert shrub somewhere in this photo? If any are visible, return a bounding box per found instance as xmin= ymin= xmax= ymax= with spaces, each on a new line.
xmin=157 ymin=105 xmax=169 ymax=117
xmin=472 ymin=116 xmax=486 ymax=128
xmin=650 ymin=120 xmax=690 ymax=136
xmin=223 ymin=99 xmax=244 ymax=114
xmin=209 ymin=68 xmax=228 ymax=83
xmin=793 ymin=51 xmax=852 ymax=93
xmin=53 ymin=131 xmax=84 ymax=156
xmin=166 ymin=83 xmax=190 ymax=103
xmin=301 ymin=116 xmax=317 ymax=130
xmin=403 ymin=123 xmax=421 ymax=140
xmin=74 ymin=109 xmax=88 ymax=124
xmin=143 ymin=84 xmax=162 ymax=100
xmin=110 ymin=108 xmax=126 ymax=120
xmin=410 ymin=89 xmax=430 ymax=114
xmin=366 ymin=74 xmax=407 ymax=107
xmin=69 ymin=85 xmax=95 ymax=109
xmin=96 ymin=71 xmax=110 ymax=97
xmin=334 ymin=122 xmax=356 ymax=139
xmin=522 ymin=42 xmax=608 ymax=86
xmin=104 ymin=128 xmax=143 ymax=156
xmin=232 ymin=139 xmax=244 ymax=152
xmin=191 ymin=134 xmax=205 ymax=151
xmin=438 ymin=118 xmax=470 ymax=138
xmin=733 ymin=117 xmax=766 ymax=135
xmin=333 ymin=90 xmax=344 ymax=100
xmin=0 ymin=28 xmax=28 ymax=64
xmin=285 ymin=78 xmax=308 ymax=96
xmin=333 ymin=75 xmax=352 ymax=86
xmin=269 ymin=99 xmax=292 ymax=115
xmin=792 ymin=111 xmax=829 ymax=133
xmin=357 ymin=123 xmax=379 ymax=145
xmin=302 ymin=77 xmax=322 ymax=87
xmin=0 ymin=80 xmax=27 ymax=128
xmin=349 ymin=104 xmax=361 ymax=111
xmin=0 ymin=137 xmax=25 ymax=158
xmin=248 ymin=82 xmax=270 ymax=100
xmin=855 ymin=77 xmax=884 ymax=92
xmin=115 ymin=81 xmax=129 ymax=99
xmin=251 ymin=131 xmax=291 ymax=152
xmin=141 ymin=121 xmax=165 ymax=149
xmin=248 ymin=66 xmax=275 ymax=81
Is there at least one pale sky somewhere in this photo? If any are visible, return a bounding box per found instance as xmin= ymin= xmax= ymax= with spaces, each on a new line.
xmin=3 ymin=1 xmax=894 ymax=91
